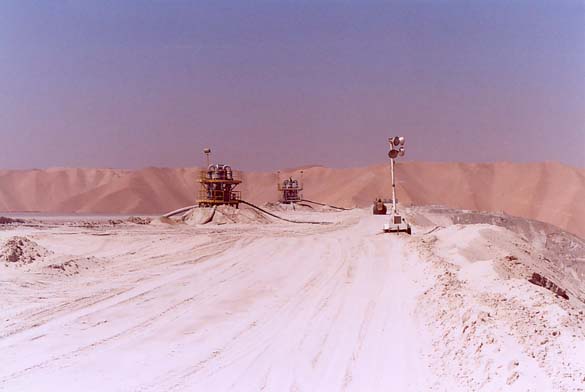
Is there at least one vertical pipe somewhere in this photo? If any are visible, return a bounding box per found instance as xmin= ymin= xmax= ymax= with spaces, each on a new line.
xmin=300 ymin=170 xmax=304 ymax=201
xmin=391 ymin=158 xmax=397 ymax=214
xmin=277 ymin=171 xmax=281 ymax=202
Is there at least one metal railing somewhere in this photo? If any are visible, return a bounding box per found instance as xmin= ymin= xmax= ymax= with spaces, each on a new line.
xmin=198 ymin=189 xmax=241 ymax=202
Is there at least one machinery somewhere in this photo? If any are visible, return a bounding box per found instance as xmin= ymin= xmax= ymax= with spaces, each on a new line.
xmin=372 ymin=198 xmax=387 ymax=215
xmin=277 ymin=171 xmax=303 ymax=204
xmin=382 ymin=136 xmax=412 ymax=234
xmin=197 ymin=148 xmax=242 ymax=208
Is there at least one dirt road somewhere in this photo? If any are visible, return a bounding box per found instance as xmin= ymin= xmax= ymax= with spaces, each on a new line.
xmin=0 ymin=213 xmax=436 ymax=391
xmin=2 ymin=209 xmax=584 ymax=391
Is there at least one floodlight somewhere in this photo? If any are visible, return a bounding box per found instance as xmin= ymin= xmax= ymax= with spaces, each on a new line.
xmin=398 ymin=136 xmax=405 ymax=145
xmin=399 ymin=147 xmax=405 ymax=156
xmin=388 ymin=149 xmax=399 ymax=159
xmin=203 ymin=148 xmax=211 ymax=154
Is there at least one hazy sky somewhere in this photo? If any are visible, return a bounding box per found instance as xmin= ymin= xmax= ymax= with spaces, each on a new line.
xmin=1 ymin=0 xmax=584 ymax=170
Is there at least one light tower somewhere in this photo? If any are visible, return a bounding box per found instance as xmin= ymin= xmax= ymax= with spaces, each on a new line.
xmin=383 ymin=136 xmax=411 ymax=234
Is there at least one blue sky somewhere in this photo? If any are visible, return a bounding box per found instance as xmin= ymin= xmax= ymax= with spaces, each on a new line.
xmin=1 ymin=0 xmax=583 ymax=169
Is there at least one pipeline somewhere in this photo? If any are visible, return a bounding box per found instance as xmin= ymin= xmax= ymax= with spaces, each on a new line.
xmin=163 ymin=205 xmax=199 ymax=218
xmin=300 ymin=199 xmax=351 ymax=211
xmin=162 ymin=201 xmax=330 ymax=225
xmin=422 ymin=225 xmax=444 ymax=235
xmin=239 ymin=200 xmax=331 ymax=225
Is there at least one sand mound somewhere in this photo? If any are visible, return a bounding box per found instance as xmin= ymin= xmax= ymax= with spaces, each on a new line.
xmin=150 ymin=216 xmax=181 ymax=226
xmin=45 ymin=259 xmax=81 ymax=275
xmin=44 ymin=256 xmax=104 ymax=276
xmin=415 ymin=224 xmax=585 ymax=390
xmin=411 ymin=206 xmax=585 ymax=304
xmin=1 ymin=237 xmax=52 ymax=265
xmin=182 ymin=207 xmax=216 ymax=225
xmin=213 ymin=205 xmax=271 ymax=224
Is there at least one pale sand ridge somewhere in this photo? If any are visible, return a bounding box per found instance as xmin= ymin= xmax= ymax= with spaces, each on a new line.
xmin=0 ymin=162 xmax=583 ymax=237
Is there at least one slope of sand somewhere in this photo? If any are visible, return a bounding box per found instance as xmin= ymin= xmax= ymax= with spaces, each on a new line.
xmin=1 ymin=208 xmax=584 ymax=391
xmin=0 ymin=162 xmax=583 ymax=238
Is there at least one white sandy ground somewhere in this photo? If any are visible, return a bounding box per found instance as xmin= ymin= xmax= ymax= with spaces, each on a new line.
xmin=1 ymin=209 xmax=584 ymax=391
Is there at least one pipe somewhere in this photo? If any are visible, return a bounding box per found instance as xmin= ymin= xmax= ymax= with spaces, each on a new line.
xmin=163 ymin=205 xmax=199 ymax=218
xmin=299 ymin=199 xmax=351 ymax=211
xmin=390 ymin=158 xmax=397 ymax=214
xmin=162 ymin=201 xmax=330 ymax=225
xmin=422 ymin=225 xmax=443 ymax=235
xmin=239 ymin=200 xmax=330 ymax=225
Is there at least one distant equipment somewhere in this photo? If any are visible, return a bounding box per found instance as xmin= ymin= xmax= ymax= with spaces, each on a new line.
xmin=197 ymin=148 xmax=242 ymax=208
xmin=382 ymin=136 xmax=411 ymax=234
xmin=277 ymin=171 xmax=303 ymax=204
xmin=372 ymin=198 xmax=387 ymax=215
